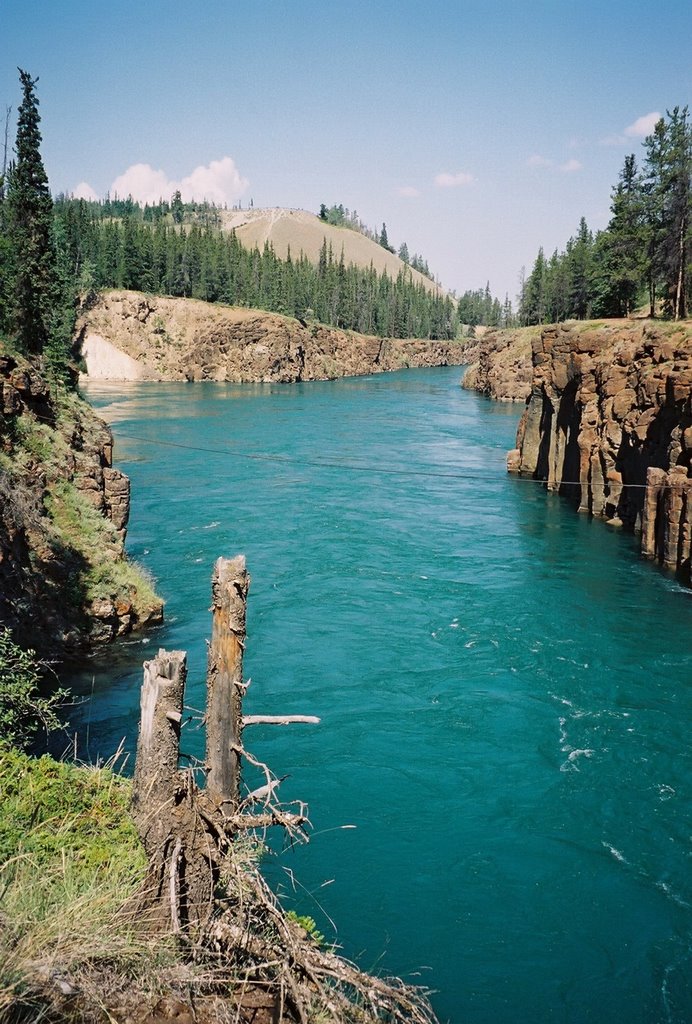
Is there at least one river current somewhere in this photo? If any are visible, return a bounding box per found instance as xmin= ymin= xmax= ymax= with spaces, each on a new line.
xmin=72 ymin=367 xmax=691 ymax=1024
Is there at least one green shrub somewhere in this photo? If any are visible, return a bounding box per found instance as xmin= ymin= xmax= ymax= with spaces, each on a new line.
xmin=0 ymin=628 xmax=68 ymax=750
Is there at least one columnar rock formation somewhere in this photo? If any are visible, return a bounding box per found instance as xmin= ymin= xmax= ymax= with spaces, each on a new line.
xmin=508 ymin=322 xmax=691 ymax=585
xmin=76 ymin=291 xmax=464 ymax=383
xmin=0 ymin=353 xmax=163 ymax=652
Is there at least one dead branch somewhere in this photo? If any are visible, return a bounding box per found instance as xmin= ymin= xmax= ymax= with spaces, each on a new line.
xmin=242 ymin=715 xmax=321 ymax=726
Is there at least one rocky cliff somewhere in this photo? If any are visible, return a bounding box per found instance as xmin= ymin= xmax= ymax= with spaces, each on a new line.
xmin=461 ymin=326 xmax=535 ymax=402
xmin=0 ymin=351 xmax=163 ymax=654
xmin=507 ymin=321 xmax=691 ymax=585
xmin=76 ymin=291 xmax=464 ymax=383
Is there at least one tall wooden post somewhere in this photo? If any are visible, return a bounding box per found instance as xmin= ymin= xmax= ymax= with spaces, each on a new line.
xmin=206 ymin=555 xmax=250 ymax=812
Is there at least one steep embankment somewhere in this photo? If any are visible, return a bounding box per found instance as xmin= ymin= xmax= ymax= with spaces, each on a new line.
xmin=76 ymin=291 xmax=464 ymax=382
xmin=503 ymin=321 xmax=691 ymax=585
xmin=0 ymin=352 xmax=163 ymax=654
xmin=461 ymin=326 xmax=536 ymax=402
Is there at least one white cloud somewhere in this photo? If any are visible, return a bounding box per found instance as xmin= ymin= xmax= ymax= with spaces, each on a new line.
xmin=179 ymin=157 xmax=248 ymax=206
xmin=72 ymin=181 xmax=99 ymax=201
xmin=527 ymin=154 xmax=553 ymax=168
xmin=624 ymin=112 xmax=661 ymax=138
xmin=110 ymin=163 xmax=174 ymax=205
xmin=434 ymin=171 xmax=474 ymax=188
xmin=109 ymin=156 xmax=248 ymax=206
xmin=396 ymin=185 xmax=421 ymax=198
xmin=560 ymin=158 xmax=583 ymax=173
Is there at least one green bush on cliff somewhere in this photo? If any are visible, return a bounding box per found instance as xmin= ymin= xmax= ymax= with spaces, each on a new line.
xmin=0 ymin=627 xmax=68 ymax=750
xmin=45 ymin=479 xmax=159 ymax=615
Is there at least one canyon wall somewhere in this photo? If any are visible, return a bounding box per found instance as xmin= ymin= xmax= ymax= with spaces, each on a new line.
xmin=0 ymin=353 xmax=163 ymax=653
xmin=77 ymin=291 xmax=465 ymax=383
xmin=461 ymin=326 xmax=535 ymax=402
xmin=507 ymin=321 xmax=691 ymax=585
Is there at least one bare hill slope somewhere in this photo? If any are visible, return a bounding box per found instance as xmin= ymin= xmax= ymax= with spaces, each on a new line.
xmin=221 ymin=207 xmax=444 ymax=296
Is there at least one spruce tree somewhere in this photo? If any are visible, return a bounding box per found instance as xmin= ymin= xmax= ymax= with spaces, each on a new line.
xmin=6 ymin=69 xmax=56 ymax=355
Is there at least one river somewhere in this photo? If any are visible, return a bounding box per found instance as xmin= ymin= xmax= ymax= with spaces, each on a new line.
xmin=71 ymin=367 xmax=691 ymax=1024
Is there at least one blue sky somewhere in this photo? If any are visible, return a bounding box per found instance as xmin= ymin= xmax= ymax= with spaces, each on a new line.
xmin=2 ymin=0 xmax=691 ymax=301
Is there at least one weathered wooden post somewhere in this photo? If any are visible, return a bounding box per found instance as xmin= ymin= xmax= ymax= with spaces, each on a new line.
xmin=206 ymin=555 xmax=250 ymax=813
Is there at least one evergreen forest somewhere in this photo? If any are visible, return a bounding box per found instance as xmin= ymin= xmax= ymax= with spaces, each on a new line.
xmin=1 ymin=70 xmax=690 ymax=391
xmin=50 ymin=197 xmax=459 ymax=341
xmin=519 ymin=107 xmax=691 ymax=325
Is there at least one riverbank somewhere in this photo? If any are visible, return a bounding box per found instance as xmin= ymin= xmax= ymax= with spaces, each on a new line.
xmin=76 ymin=290 xmax=464 ymax=383
xmin=0 ymin=349 xmax=163 ymax=655
xmin=462 ymin=319 xmax=692 ymax=586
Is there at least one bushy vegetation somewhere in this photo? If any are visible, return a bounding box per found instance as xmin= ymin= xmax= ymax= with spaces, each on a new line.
xmin=520 ymin=107 xmax=691 ymax=325
xmin=0 ymin=628 xmax=68 ymax=750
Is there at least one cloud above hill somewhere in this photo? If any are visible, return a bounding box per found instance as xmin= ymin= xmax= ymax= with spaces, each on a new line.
xmin=72 ymin=181 xmax=99 ymax=201
xmin=434 ymin=171 xmax=474 ymax=188
xmin=74 ymin=156 xmax=249 ymax=206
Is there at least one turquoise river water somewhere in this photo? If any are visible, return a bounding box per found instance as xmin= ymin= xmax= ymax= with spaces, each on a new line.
xmin=71 ymin=367 xmax=691 ymax=1024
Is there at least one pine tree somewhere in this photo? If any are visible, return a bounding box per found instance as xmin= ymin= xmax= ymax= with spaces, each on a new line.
xmin=593 ymin=155 xmax=645 ymax=317
xmin=656 ymin=107 xmax=691 ymax=319
xmin=521 ymin=248 xmax=548 ymax=325
xmin=6 ymin=70 xmax=56 ymax=355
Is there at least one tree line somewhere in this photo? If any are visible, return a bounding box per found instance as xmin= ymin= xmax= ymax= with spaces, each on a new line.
xmin=519 ymin=107 xmax=691 ymax=325
xmin=319 ymin=202 xmax=435 ymax=280
xmin=456 ymin=284 xmax=515 ymax=329
xmin=0 ymin=72 xmax=458 ymax=387
xmin=52 ymin=196 xmax=458 ymax=340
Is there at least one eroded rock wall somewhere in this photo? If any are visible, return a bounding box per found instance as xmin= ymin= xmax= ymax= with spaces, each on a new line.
xmin=461 ymin=327 xmax=535 ymax=402
xmin=77 ymin=291 xmax=464 ymax=383
xmin=509 ymin=322 xmax=692 ymax=585
xmin=0 ymin=353 xmax=163 ymax=653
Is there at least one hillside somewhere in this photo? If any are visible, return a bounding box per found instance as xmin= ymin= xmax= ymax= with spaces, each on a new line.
xmin=221 ymin=207 xmax=445 ymax=295
xmin=77 ymin=290 xmax=464 ymax=383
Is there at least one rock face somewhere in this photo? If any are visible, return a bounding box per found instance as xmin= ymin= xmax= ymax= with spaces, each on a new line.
xmin=0 ymin=352 xmax=163 ymax=654
xmin=461 ymin=327 xmax=535 ymax=402
xmin=509 ymin=321 xmax=692 ymax=586
xmin=76 ymin=291 xmax=465 ymax=383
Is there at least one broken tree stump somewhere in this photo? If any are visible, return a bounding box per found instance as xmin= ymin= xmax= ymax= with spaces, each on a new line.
xmin=206 ymin=554 xmax=250 ymax=812
xmin=132 ymin=648 xmax=186 ymax=825
xmin=131 ymin=555 xmax=314 ymax=937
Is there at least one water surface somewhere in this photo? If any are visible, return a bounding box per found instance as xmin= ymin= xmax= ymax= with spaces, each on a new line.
xmin=71 ymin=369 xmax=691 ymax=1024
